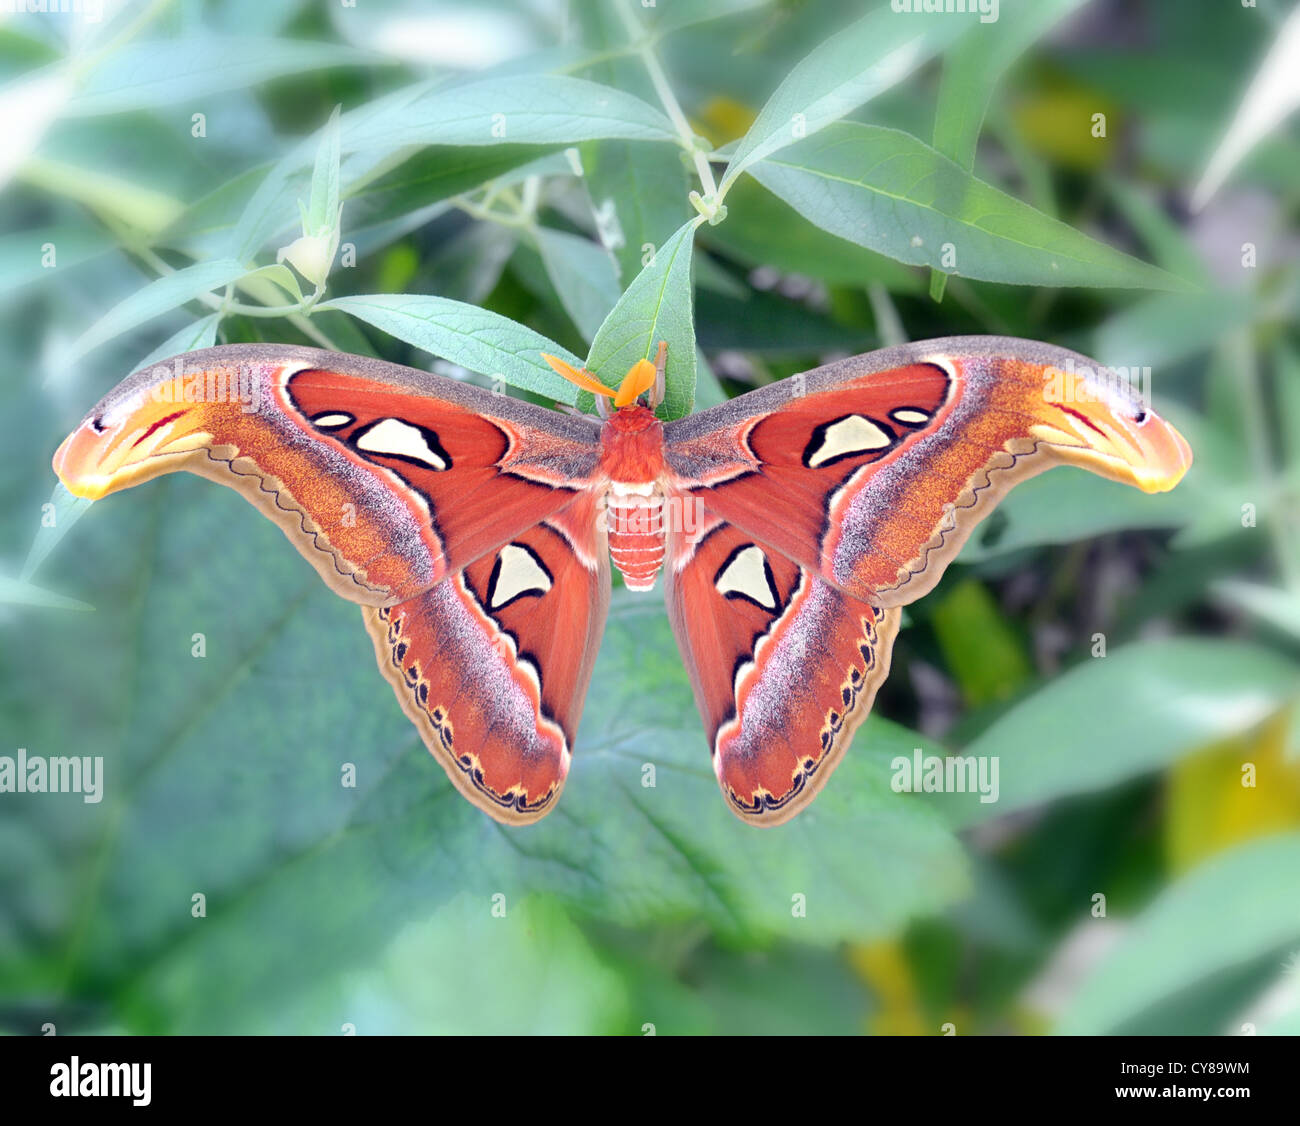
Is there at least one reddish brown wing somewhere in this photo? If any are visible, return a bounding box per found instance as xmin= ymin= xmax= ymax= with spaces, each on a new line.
xmin=664 ymin=336 xmax=1191 ymax=608
xmin=54 ymin=343 xmax=610 ymax=825
xmin=363 ymin=494 xmax=608 ymax=822
xmin=663 ymin=336 xmax=1191 ymax=823
xmin=54 ymin=344 xmax=602 ymax=605
xmin=665 ymin=511 xmax=899 ymax=824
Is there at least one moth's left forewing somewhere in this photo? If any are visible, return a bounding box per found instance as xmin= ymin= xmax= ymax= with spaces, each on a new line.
xmin=54 ymin=344 xmax=603 ymax=607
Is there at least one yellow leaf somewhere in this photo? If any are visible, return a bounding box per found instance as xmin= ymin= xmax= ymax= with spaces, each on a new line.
xmin=1165 ymin=709 xmax=1300 ymax=873
xmin=1012 ymin=85 xmax=1120 ymax=171
xmin=691 ymin=96 xmax=755 ymax=149
xmin=847 ymin=940 xmax=928 ymax=1036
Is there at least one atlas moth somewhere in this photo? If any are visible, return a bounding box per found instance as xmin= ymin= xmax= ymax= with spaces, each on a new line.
xmin=55 ymin=336 xmax=1190 ymax=825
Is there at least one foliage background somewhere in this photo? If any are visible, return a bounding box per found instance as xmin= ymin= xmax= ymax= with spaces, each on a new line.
xmin=2 ymin=0 xmax=1300 ymax=1035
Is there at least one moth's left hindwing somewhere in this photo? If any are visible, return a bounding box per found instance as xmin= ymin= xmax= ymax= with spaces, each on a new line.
xmin=364 ymin=493 xmax=610 ymax=822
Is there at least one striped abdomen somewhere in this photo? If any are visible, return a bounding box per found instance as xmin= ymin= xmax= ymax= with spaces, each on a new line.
xmin=606 ymin=482 xmax=665 ymax=591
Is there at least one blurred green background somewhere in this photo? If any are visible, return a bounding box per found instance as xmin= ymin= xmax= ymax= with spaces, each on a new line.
xmin=2 ymin=0 xmax=1300 ymax=1035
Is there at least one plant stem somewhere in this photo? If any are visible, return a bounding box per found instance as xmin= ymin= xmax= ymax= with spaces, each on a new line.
xmin=614 ymin=3 xmax=719 ymax=206
xmin=117 ymin=240 xmax=340 ymax=349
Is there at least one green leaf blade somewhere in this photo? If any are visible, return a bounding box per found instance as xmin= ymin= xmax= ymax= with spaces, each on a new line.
xmin=317 ymin=293 xmax=582 ymax=403
xmin=67 ymin=259 xmax=248 ymax=364
xmin=721 ymin=8 xmax=968 ymax=194
xmin=750 ymin=122 xmax=1191 ymax=289
xmin=348 ymin=75 xmax=678 ymax=153
xmin=585 ymin=218 xmax=701 ymax=420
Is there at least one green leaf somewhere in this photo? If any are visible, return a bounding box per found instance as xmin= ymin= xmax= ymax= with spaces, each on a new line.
xmin=317 ymin=293 xmax=583 ymax=403
xmin=232 ymin=144 xmax=553 ymax=263
xmin=1092 ymin=291 xmax=1255 ymax=371
xmin=586 ymin=218 xmax=701 ymax=420
xmin=346 ymin=145 xmax=561 ymax=236
xmin=66 ymin=259 xmax=248 ymax=363
xmin=930 ymin=578 xmax=1032 ymax=707
xmin=750 ymin=122 xmax=1190 ymax=289
xmin=534 ymin=227 xmax=621 ymax=343
xmin=696 ymin=286 xmax=866 ymax=354
xmin=1275 ymin=342 xmax=1300 ymax=470
xmin=1057 ymin=833 xmax=1300 ymax=1034
xmin=20 ymin=156 xmax=183 ymax=235
xmin=305 ymin=106 xmax=342 ymax=237
xmin=720 ymin=7 xmax=966 ymax=194
xmin=645 ymin=0 xmax=769 ymax=34
xmin=0 ymin=224 xmax=113 ymax=298
xmin=1213 ymin=580 xmax=1300 ymax=644
xmin=928 ymin=639 xmax=1299 ymax=828
xmin=19 ymin=484 xmax=94 ymax=584
xmin=956 ymin=470 xmax=1196 ymax=564
xmin=133 ymin=313 xmax=222 ymax=374
xmin=269 ymin=894 xmax=630 ymax=1035
xmin=932 ymin=0 xmax=1087 ymax=169
xmin=0 ymin=573 xmax=92 ymax=612
xmin=573 ymin=6 xmax=694 ymax=287
xmin=0 ymin=68 xmax=73 ymax=192
xmin=64 ymin=37 xmax=382 ymax=117
xmin=1104 ymin=176 xmax=1211 ymax=284
xmin=579 ymin=139 xmax=693 ymax=287
xmin=1191 ymin=4 xmax=1300 ymax=210
xmin=701 ymin=175 xmax=923 ymax=291
xmin=929 ymin=0 xmax=1088 ymax=298
xmin=348 ymin=75 xmax=678 ymax=153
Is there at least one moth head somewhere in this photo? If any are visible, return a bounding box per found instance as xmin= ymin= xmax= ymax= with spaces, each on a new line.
xmin=1027 ymin=358 xmax=1192 ymax=494
xmin=543 ymin=340 xmax=667 ymax=419
xmin=53 ymin=376 xmax=215 ymax=500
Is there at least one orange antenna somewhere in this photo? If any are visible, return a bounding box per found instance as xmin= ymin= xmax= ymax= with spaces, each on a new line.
xmin=541 ymin=353 xmax=615 ymax=399
xmin=614 ymin=359 xmax=657 ymax=408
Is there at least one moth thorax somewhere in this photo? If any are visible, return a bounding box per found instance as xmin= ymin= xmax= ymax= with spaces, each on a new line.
xmin=606 ymin=481 xmax=666 ymax=591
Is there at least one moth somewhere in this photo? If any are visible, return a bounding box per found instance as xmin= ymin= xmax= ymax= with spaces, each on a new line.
xmin=54 ymin=336 xmax=1191 ymax=826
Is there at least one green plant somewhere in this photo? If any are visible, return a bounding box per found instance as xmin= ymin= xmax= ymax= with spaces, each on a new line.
xmin=2 ymin=0 xmax=1299 ymax=1035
